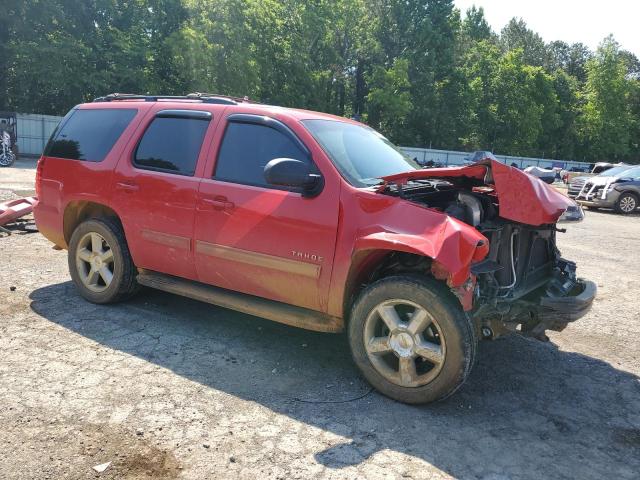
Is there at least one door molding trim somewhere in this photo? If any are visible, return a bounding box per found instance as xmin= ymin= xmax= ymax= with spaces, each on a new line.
xmin=195 ymin=241 xmax=321 ymax=279
xmin=141 ymin=229 xmax=191 ymax=250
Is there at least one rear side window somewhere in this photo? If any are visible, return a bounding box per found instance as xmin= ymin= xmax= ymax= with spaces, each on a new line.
xmin=134 ymin=116 xmax=210 ymax=176
xmin=46 ymin=109 xmax=137 ymax=162
xmin=215 ymin=122 xmax=309 ymax=187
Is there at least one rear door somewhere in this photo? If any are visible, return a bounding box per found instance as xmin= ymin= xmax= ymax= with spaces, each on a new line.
xmin=194 ymin=114 xmax=340 ymax=312
xmin=111 ymin=107 xmax=217 ymax=280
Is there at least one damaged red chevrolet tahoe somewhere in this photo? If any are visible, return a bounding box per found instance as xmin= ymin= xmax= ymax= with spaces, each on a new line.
xmin=34 ymin=94 xmax=596 ymax=404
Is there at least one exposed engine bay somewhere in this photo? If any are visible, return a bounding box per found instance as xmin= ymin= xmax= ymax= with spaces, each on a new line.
xmin=381 ymin=177 xmax=591 ymax=341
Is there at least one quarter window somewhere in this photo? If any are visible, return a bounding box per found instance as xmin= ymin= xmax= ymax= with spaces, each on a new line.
xmin=215 ymin=122 xmax=310 ymax=187
xmin=46 ymin=109 xmax=137 ymax=162
xmin=134 ymin=116 xmax=210 ymax=176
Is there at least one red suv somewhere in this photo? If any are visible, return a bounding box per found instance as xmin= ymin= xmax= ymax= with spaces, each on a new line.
xmin=34 ymin=93 xmax=596 ymax=404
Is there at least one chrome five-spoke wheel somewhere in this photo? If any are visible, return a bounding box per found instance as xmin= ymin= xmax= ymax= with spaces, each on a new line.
xmin=363 ymin=299 xmax=445 ymax=388
xmin=69 ymin=218 xmax=139 ymax=304
xmin=349 ymin=275 xmax=476 ymax=404
xmin=75 ymin=231 xmax=115 ymax=292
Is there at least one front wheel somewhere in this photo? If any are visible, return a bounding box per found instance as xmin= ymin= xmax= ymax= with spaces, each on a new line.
xmin=348 ymin=275 xmax=476 ymax=404
xmin=615 ymin=192 xmax=638 ymax=214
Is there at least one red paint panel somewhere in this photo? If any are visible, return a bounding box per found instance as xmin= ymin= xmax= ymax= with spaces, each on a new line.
xmin=326 ymin=187 xmax=489 ymax=317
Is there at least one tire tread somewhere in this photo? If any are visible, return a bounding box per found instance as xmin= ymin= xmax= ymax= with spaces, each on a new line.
xmin=68 ymin=217 xmax=139 ymax=304
xmin=348 ymin=274 xmax=477 ymax=404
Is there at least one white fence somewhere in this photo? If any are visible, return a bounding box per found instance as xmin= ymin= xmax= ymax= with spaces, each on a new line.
xmin=16 ymin=113 xmax=63 ymax=156
xmin=400 ymin=147 xmax=593 ymax=170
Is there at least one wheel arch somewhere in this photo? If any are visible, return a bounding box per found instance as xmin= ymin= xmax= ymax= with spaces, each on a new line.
xmin=63 ymin=200 xmax=122 ymax=246
xmin=618 ymin=189 xmax=639 ymax=200
xmin=342 ymin=248 xmax=436 ymax=322
xmin=341 ymin=228 xmax=485 ymax=320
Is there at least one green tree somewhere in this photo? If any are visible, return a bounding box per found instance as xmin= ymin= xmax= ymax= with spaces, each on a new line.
xmin=461 ymin=6 xmax=493 ymax=42
xmin=490 ymin=50 xmax=553 ymax=155
xmin=1 ymin=0 xmax=638 ymax=162
xmin=500 ymin=18 xmax=548 ymax=67
xmin=549 ymin=70 xmax=580 ymax=158
xmin=366 ymin=58 xmax=411 ymax=136
xmin=580 ymin=36 xmax=633 ymax=160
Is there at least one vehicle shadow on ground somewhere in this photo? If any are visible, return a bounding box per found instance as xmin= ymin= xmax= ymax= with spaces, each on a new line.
xmin=30 ymin=282 xmax=640 ymax=479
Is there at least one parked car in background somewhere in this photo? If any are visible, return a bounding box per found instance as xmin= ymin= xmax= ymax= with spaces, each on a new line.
xmin=524 ymin=166 xmax=558 ymax=184
xmin=575 ymin=165 xmax=640 ymax=214
xmin=562 ymin=162 xmax=620 ymax=185
xmin=568 ymin=164 xmax=635 ymax=199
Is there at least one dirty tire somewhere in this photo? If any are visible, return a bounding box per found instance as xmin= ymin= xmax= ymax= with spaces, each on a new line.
xmin=615 ymin=192 xmax=638 ymax=214
xmin=68 ymin=217 xmax=139 ymax=304
xmin=349 ymin=275 xmax=476 ymax=404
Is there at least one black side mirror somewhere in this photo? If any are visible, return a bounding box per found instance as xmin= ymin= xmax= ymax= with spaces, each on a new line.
xmin=264 ymin=158 xmax=323 ymax=197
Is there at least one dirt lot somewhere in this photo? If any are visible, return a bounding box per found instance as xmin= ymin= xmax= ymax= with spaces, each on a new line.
xmin=1 ymin=160 xmax=639 ymax=479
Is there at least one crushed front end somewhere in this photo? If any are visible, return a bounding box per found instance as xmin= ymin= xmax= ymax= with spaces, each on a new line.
xmin=379 ymin=157 xmax=597 ymax=341
xmin=471 ymin=222 xmax=596 ymax=341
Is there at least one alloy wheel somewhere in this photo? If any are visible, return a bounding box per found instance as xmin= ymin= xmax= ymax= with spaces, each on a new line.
xmin=363 ymin=299 xmax=446 ymax=388
xmin=75 ymin=232 xmax=115 ymax=292
xmin=619 ymin=195 xmax=636 ymax=213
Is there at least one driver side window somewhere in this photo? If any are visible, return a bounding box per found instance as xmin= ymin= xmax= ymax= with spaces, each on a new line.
xmin=214 ymin=122 xmax=310 ymax=188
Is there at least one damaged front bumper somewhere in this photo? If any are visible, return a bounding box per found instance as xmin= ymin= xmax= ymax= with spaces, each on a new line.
xmin=512 ymin=278 xmax=596 ymax=341
xmin=538 ymin=278 xmax=597 ymax=328
xmin=474 ymin=258 xmax=597 ymax=341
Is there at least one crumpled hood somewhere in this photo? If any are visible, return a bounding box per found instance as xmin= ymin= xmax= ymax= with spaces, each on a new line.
xmin=380 ymin=158 xmax=576 ymax=226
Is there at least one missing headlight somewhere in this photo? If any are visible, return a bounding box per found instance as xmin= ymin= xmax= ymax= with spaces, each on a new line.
xmin=558 ymin=205 xmax=584 ymax=223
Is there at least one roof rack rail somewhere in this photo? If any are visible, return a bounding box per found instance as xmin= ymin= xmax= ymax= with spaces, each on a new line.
xmin=93 ymin=93 xmax=258 ymax=105
xmin=188 ymin=92 xmax=260 ymax=104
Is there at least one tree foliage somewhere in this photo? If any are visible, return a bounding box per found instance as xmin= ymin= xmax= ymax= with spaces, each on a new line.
xmin=2 ymin=0 xmax=639 ymax=162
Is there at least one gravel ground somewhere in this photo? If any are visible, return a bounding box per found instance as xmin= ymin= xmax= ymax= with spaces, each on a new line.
xmin=1 ymin=162 xmax=639 ymax=479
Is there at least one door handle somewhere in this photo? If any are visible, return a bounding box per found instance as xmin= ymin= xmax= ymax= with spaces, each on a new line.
xmin=115 ymin=181 xmax=139 ymax=193
xmin=202 ymin=196 xmax=234 ymax=211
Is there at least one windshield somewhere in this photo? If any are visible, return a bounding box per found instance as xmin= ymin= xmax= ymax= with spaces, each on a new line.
xmin=302 ymin=119 xmax=419 ymax=187
xmin=620 ymin=166 xmax=640 ymax=179
xmin=598 ymin=165 xmax=632 ymax=177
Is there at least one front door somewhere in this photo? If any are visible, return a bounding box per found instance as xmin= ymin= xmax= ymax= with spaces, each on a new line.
xmin=111 ymin=108 xmax=215 ymax=280
xmin=194 ymin=115 xmax=340 ymax=312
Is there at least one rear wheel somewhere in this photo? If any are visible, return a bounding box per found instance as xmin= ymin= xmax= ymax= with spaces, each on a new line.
xmin=348 ymin=275 xmax=476 ymax=404
xmin=68 ymin=218 xmax=139 ymax=304
xmin=615 ymin=192 xmax=638 ymax=214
